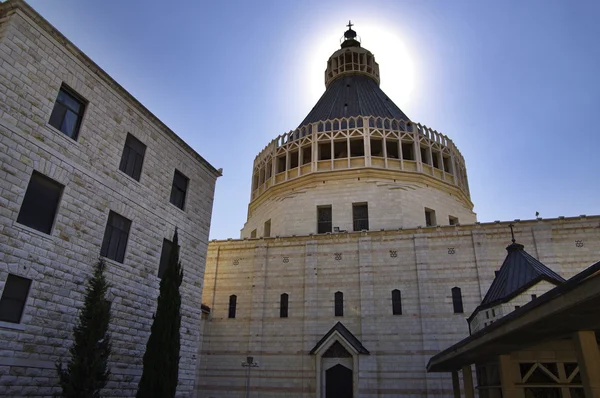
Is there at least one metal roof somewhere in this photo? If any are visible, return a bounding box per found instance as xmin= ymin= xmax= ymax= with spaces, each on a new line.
xmin=475 ymin=243 xmax=566 ymax=313
xmin=298 ymin=74 xmax=410 ymax=127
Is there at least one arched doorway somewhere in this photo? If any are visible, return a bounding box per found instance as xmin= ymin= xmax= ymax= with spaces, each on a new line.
xmin=326 ymin=364 xmax=353 ymax=398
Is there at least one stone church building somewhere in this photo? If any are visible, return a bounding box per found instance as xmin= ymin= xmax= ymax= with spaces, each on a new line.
xmin=195 ymin=24 xmax=600 ymax=398
xmin=0 ymin=1 xmax=599 ymax=398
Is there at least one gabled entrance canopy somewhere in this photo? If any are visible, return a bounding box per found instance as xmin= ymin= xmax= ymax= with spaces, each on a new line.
xmin=310 ymin=322 xmax=370 ymax=356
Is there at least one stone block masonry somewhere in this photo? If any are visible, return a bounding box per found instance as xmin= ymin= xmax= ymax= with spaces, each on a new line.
xmin=198 ymin=216 xmax=600 ymax=397
xmin=0 ymin=1 xmax=220 ymax=397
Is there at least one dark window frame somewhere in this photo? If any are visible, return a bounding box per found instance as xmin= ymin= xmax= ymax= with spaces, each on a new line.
xmin=334 ymin=291 xmax=344 ymax=317
xmin=280 ymin=293 xmax=289 ymax=318
xmin=263 ymin=219 xmax=271 ymax=238
xmin=119 ymin=133 xmax=146 ymax=181
xmin=170 ymin=170 xmax=189 ymax=210
xmin=425 ymin=208 xmax=436 ymax=227
xmin=48 ymin=85 xmax=86 ymax=140
xmin=352 ymin=202 xmax=369 ymax=231
xmin=0 ymin=274 xmax=32 ymax=324
xmin=452 ymin=287 xmax=464 ymax=314
xmin=228 ymin=295 xmax=237 ymax=319
xmin=16 ymin=171 xmax=64 ymax=234
xmin=392 ymin=289 xmax=402 ymax=315
xmin=100 ymin=211 xmax=132 ymax=263
xmin=317 ymin=205 xmax=333 ymax=234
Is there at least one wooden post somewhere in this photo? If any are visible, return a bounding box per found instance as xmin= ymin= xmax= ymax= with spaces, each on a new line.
xmin=574 ymin=330 xmax=600 ymax=398
xmin=498 ymin=354 xmax=521 ymax=398
xmin=462 ymin=365 xmax=475 ymax=398
xmin=452 ymin=370 xmax=461 ymax=398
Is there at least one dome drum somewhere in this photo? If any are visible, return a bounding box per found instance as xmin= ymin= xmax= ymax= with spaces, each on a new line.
xmin=249 ymin=116 xmax=470 ymax=205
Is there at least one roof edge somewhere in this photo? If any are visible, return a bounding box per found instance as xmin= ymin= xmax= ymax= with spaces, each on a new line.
xmin=0 ymin=0 xmax=221 ymax=177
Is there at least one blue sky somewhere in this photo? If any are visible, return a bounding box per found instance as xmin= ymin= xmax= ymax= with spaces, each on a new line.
xmin=26 ymin=0 xmax=600 ymax=239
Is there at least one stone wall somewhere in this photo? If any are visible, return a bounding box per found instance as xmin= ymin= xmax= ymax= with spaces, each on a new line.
xmin=197 ymin=216 xmax=600 ymax=397
xmin=0 ymin=2 xmax=219 ymax=397
xmin=241 ymin=176 xmax=476 ymax=239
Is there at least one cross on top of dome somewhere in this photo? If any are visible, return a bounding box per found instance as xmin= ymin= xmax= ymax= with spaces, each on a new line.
xmin=341 ymin=20 xmax=360 ymax=48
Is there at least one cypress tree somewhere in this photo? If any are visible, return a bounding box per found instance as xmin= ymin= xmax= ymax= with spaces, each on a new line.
xmin=137 ymin=229 xmax=183 ymax=398
xmin=56 ymin=258 xmax=112 ymax=398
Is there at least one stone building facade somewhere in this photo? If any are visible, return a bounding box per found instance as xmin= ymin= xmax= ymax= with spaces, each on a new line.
xmin=196 ymin=24 xmax=600 ymax=398
xmin=0 ymin=1 xmax=220 ymax=397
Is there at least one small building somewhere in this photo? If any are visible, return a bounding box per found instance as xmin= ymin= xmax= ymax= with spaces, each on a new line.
xmin=0 ymin=1 xmax=220 ymax=396
xmin=427 ymin=243 xmax=600 ymax=398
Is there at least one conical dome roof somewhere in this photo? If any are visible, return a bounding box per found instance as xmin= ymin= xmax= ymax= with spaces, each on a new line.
xmin=298 ymin=23 xmax=410 ymax=127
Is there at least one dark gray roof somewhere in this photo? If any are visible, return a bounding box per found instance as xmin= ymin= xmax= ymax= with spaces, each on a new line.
xmin=472 ymin=243 xmax=566 ymax=316
xmin=309 ymin=321 xmax=370 ymax=355
xmin=298 ymin=74 xmax=410 ymax=127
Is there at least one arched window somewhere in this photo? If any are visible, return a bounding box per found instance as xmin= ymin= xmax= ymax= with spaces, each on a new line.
xmin=228 ymin=295 xmax=237 ymax=319
xmin=392 ymin=289 xmax=402 ymax=315
xmin=280 ymin=293 xmax=289 ymax=318
xmin=334 ymin=291 xmax=344 ymax=317
xmin=451 ymin=287 xmax=463 ymax=314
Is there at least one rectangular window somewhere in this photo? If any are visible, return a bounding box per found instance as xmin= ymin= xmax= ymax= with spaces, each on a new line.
xmin=334 ymin=141 xmax=347 ymax=159
xmin=402 ymin=142 xmax=414 ymax=160
xmin=334 ymin=291 xmax=344 ymax=317
xmin=100 ymin=211 xmax=132 ymax=263
xmin=119 ymin=133 xmax=146 ymax=181
xmin=452 ymin=287 xmax=464 ymax=314
xmin=158 ymin=238 xmax=179 ymax=279
xmin=301 ymin=146 xmax=312 ymax=165
xmin=420 ymin=147 xmax=429 ymax=165
xmin=0 ymin=274 xmax=32 ymax=324
xmin=319 ymin=142 xmax=331 ymax=160
xmin=48 ymin=85 xmax=86 ymax=140
xmin=263 ymin=219 xmax=271 ymax=238
xmin=170 ymin=170 xmax=189 ymax=210
xmin=432 ymin=151 xmax=440 ymax=169
xmin=443 ymin=156 xmax=452 ymax=173
xmin=17 ymin=171 xmax=63 ymax=234
xmin=228 ymin=295 xmax=237 ymax=318
xmin=449 ymin=216 xmax=458 ymax=226
xmin=386 ymin=139 xmax=399 ymax=159
xmin=317 ymin=205 xmax=332 ymax=233
xmin=425 ymin=208 xmax=436 ymax=227
xmin=289 ymin=151 xmax=299 ymax=169
xmin=280 ymin=293 xmax=288 ymax=318
xmin=531 ymin=294 xmax=537 ymax=301
xmin=277 ymin=156 xmax=286 ymax=173
xmin=392 ymin=289 xmax=402 ymax=315
xmin=370 ymin=138 xmax=383 ymax=157
xmin=353 ymin=203 xmax=369 ymax=231
xmin=250 ymin=229 xmax=257 ymax=238
xmin=349 ymin=138 xmax=364 ymax=157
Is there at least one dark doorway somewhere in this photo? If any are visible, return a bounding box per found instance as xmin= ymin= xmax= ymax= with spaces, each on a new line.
xmin=326 ymin=364 xmax=353 ymax=398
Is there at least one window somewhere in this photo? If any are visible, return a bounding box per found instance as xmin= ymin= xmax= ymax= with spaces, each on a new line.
xmin=100 ymin=211 xmax=132 ymax=263
xmin=277 ymin=156 xmax=286 ymax=173
xmin=319 ymin=142 xmax=332 ymax=160
xmin=250 ymin=229 xmax=257 ymax=238
xmin=280 ymin=293 xmax=288 ymax=318
xmin=420 ymin=147 xmax=429 ymax=165
xmin=385 ymin=139 xmax=399 ymax=159
xmin=228 ymin=295 xmax=237 ymax=318
xmin=49 ymin=85 xmax=86 ymax=139
xmin=452 ymin=287 xmax=464 ymax=313
xmin=334 ymin=291 xmax=344 ymax=317
xmin=263 ymin=219 xmax=271 ymax=238
xmin=531 ymin=294 xmax=537 ymax=301
xmin=392 ymin=289 xmax=402 ymax=315
xmin=17 ymin=171 xmax=63 ymax=234
xmin=0 ymin=274 xmax=32 ymax=323
xmin=170 ymin=170 xmax=189 ymax=210
xmin=432 ymin=151 xmax=440 ymax=169
xmin=349 ymin=138 xmax=364 ymax=157
xmin=289 ymin=151 xmax=299 ymax=169
xmin=353 ymin=203 xmax=369 ymax=231
xmin=402 ymin=142 xmax=414 ymax=160
xmin=158 ymin=238 xmax=179 ymax=279
xmin=317 ymin=205 xmax=332 ymax=234
xmin=443 ymin=156 xmax=452 ymax=173
xmin=334 ymin=141 xmax=347 ymax=159
xmin=119 ymin=133 xmax=146 ymax=181
xmin=425 ymin=208 xmax=436 ymax=227
xmin=301 ymin=146 xmax=312 ymax=165
xmin=370 ymin=138 xmax=383 ymax=157
xmin=491 ymin=309 xmax=496 ymax=317
xmin=449 ymin=216 xmax=458 ymax=226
